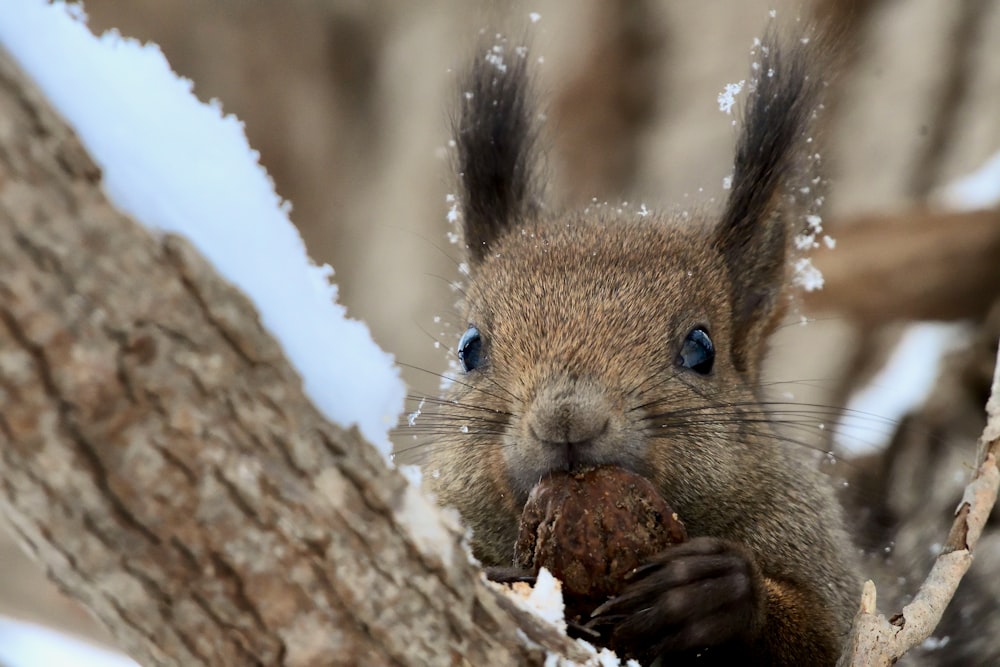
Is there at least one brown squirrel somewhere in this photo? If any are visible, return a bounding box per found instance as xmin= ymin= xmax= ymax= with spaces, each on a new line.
xmin=418 ymin=32 xmax=860 ymax=665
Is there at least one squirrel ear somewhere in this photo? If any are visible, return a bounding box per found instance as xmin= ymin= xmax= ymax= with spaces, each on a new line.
xmin=715 ymin=35 xmax=817 ymax=374
xmin=453 ymin=44 xmax=542 ymax=264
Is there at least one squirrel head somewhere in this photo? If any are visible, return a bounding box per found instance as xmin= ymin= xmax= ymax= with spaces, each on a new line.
xmin=425 ymin=36 xmax=820 ymax=564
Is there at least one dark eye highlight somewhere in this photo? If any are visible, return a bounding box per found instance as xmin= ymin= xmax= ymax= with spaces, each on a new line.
xmin=458 ymin=326 xmax=483 ymax=372
xmin=677 ymin=327 xmax=714 ymax=375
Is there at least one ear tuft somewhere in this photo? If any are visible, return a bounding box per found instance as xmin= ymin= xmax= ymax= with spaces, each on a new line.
xmin=716 ymin=32 xmax=821 ymax=374
xmin=453 ymin=41 xmax=542 ymax=263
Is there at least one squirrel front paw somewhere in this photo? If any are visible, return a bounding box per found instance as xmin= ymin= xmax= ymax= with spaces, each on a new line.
xmin=587 ymin=536 xmax=767 ymax=661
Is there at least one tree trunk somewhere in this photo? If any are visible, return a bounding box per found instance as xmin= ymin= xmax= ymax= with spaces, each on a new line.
xmin=0 ymin=49 xmax=588 ymax=667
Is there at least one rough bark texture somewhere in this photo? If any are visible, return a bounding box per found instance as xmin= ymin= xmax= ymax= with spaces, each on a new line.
xmin=0 ymin=49 xmax=589 ymax=667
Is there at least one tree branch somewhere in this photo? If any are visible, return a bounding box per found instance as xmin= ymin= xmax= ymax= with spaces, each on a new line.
xmin=839 ymin=346 xmax=1000 ymax=665
xmin=0 ymin=47 xmax=590 ymax=667
xmin=806 ymin=208 xmax=1000 ymax=324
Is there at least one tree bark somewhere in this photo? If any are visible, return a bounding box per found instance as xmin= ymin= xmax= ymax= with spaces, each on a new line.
xmin=0 ymin=49 xmax=589 ymax=666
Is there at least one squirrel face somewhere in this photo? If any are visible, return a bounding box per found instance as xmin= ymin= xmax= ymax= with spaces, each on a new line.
xmin=460 ymin=213 xmax=746 ymax=508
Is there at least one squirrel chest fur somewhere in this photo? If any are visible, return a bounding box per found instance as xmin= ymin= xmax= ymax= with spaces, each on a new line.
xmin=420 ymin=32 xmax=859 ymax=665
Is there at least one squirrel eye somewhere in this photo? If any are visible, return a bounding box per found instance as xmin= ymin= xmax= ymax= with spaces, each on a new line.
xmin=677 ymin=327 xmax=714 ymax=375
xmin=458 ymin=326 xmax=483 ymax=372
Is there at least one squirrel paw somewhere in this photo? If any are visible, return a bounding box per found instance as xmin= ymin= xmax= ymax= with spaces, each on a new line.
xmin=587 ymin=536 xmax=766 ymax=659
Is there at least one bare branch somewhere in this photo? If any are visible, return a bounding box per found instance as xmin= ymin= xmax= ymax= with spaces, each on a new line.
xmin=839 ymin=346 xmax=1000 ymax=665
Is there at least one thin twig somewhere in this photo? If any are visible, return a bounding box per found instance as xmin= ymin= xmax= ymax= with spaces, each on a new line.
xmin=838 ymin=345 xmax=1000 ymax=665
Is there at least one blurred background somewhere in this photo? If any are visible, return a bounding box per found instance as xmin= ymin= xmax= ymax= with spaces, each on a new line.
xmin=2 ymin=0 xmax=999 ymax=661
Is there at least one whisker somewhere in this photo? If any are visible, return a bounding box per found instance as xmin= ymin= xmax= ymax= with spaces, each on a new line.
xmin=397 ymin=361 xmax=517 ymax=405
xmin=404 ymin=394 xmax=513 ymax=417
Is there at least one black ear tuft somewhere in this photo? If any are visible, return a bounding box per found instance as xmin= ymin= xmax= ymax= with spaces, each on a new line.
xmin=454 ymin=42 xmax=542 ymax=263
xmin=716 ymin=32 xmax=820 ymax=374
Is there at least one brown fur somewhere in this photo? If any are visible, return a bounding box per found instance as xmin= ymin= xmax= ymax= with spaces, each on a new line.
xmin=419 ymin=32 xmax=859 ymax=665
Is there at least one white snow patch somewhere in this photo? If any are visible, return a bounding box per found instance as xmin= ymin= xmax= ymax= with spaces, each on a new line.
xmin=0 ymin=616 xmax=137 ymax=667
xmin=446 ymin=193 xmax=461 ymax=224
xmin=835 ymin=322 xmax=970 ymax=455
xmin=557 ymin=638 xmax=640 ymax=666
xmin=0 ymin=0 xmax=404 ymax=455
xmin=524 ymin=568 xmax=567 ymax=631
xmin=717 ymin=80 xmax=745 ymax=114
xmin=936 ymin=150 xmax=1000 ymax=210
xmin=794 ymin=213 xmax=828 ymax=249
xmin=579 ymin=642 xmax=639 ymax=667
xmin=794 ymin=234 xmax=816 ymax=251
xmin=395 ymin=481 xmax=456 ymax=569
xmin=529 ymin=12 xmax=542 ymax=23
xmin=920 ymin=635 xmax=951 ymax=651
xmin=407 ymin=397 xmax=426 ymax=427
xmin=440 ymin=358 xmax=460 ymax=392
xmin=792 ymin=257 xmax=824 ymax=291
xmin=397 ymin=463 xmax=423 ymax=487
xmin=792 ymin=211 xmax=832 ymax=286
xmin=485 ymin=44 xmax=507 ymax=73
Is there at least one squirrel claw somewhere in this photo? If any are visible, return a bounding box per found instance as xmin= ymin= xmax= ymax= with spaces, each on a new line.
xmin=589 ymin=595 xmax=628 ymax=619
xmin=567 ymin=620 xmax=603 ymax=639
xmin=623 ymin=561 xmax=660 ymax=582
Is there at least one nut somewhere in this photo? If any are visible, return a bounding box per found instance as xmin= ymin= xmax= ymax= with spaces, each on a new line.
xmin=514 ymin=465 xmax=687 ymax=620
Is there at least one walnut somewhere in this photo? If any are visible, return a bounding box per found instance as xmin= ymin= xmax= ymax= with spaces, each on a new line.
xmin=514 ymin=465 xmax=686 ymax=622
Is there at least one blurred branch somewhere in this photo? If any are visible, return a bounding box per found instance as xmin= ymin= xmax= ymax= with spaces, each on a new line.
xmin=806 ymin=208 xmax=1000 ymax=324
xmin=550 ymin=0 xmax=663 ymax=206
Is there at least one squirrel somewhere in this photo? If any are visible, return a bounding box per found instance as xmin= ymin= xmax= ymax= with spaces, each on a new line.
xmin=417 ymin=30 xmax=860 ymax=666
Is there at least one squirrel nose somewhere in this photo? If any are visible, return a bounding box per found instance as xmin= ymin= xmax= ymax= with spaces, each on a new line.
xmin=526 ymin=379 xmax=611 ymax=446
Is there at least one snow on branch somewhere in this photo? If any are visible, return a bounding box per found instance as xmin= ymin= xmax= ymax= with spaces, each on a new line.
xmin=0 ymin=0 xmax=404 ymax=453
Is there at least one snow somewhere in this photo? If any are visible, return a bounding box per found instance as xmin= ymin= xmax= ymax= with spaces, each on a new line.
xmin=0 ymin=616 xmax=138 ymax=667
xmin=920 ymin=635 xmax=951 ymax=651
xmin=835 ymin=322 xmax=969 ymax=455
xmin=0 ymin=0 xmax=404 ymax=455
xmin=445 ymin=193 xmax=461 ymax=224
xmin=791 ymin=213 xmax=834 ymax=288
xmin=524 ymin=568 xmax=566 ymax=631
xmin=485 ymin=44 xmax=509 ymax=73
xmin=394 ymin=479 xmax=457 ymax=569
xmin=717 ymin=79 xmax=745 ymax=114
xmin=936 ymin=149 xmax=1000 ymax=210
xmin=791 ymin=257 xmax=824 ymax=291
xmin=544 ymin=645 xmax=638 ymax=667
